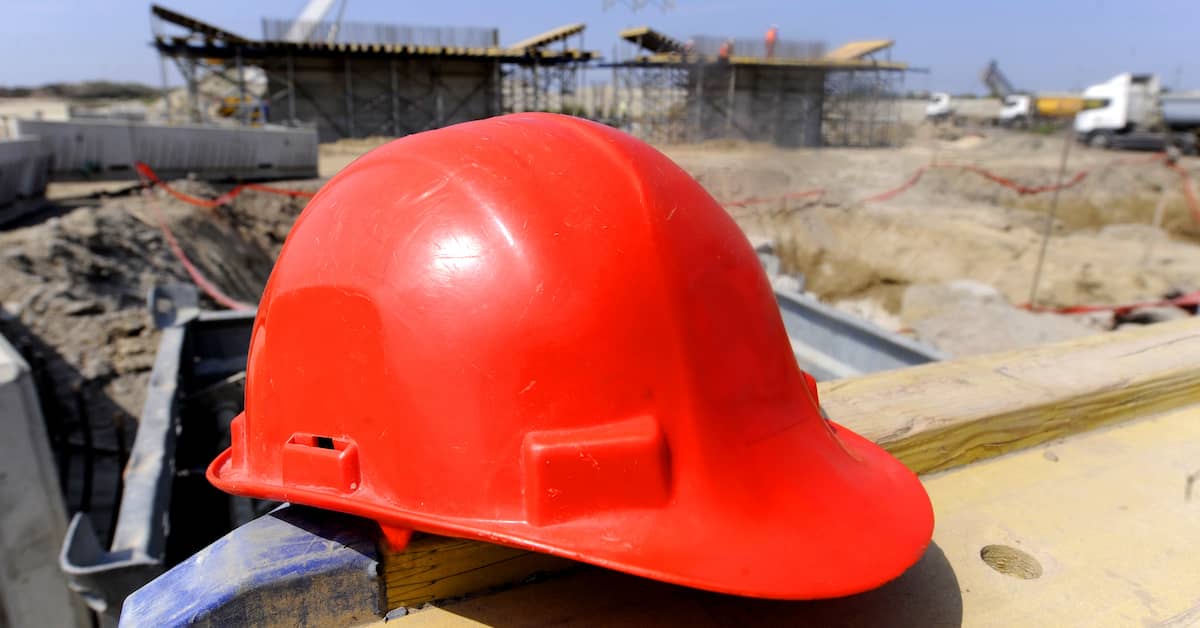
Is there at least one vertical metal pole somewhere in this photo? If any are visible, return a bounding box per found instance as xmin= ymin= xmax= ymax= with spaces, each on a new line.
xmin=236 ymin=48 xmax=248 ymax=126
xmin=492 ymin=61 xmax=502 ymax=117
xmin=610 ymin=44 xmax=618 ymax=121
xmin=286 ymin=53 xmax=296 ymax=124
xmin=577 ymin=31 xmax=585 ymax=115
xmin=725 ymin=64 xmax=736 ymax=137
xmin=186 ymin=59 xmax=200 ymax=123
xmin=867 ymin=68 xmax=879 ymax=145
xmin=532 ymin=62 xmax=540 ymax=111
xmin=559 ymin=39 xmax=568 ymax=113
xmin=1143 ymin=186 xmax=1171 ymax=266
xmin=434 ymin=59 xmax=445 ymax=126
xmin=158 ymin=52 xmax=171 ymax=123
xmin=1151 ymin=185 xmax=1170 ymax=230
xmin=843 ymin=71 xmax=852 ymax=145
xmin=1028 ymin=128 xmax=1076 ymax=307
xmin=344 ymin=56 xmax=355 ymax=137
xmin=693 ymin=61 xmax=704 ymax=142
xmin=390 ymin=58 xmax=400 ymax=135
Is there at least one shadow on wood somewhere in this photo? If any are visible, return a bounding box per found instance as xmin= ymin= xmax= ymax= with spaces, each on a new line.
xmin=404 ymin=542 xmax=962 ymax=627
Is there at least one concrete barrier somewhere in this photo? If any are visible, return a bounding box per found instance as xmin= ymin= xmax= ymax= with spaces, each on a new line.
xmin=9 ymin=118 xmax=318 ymax=182
xmin=0 ymin=137 xmax=51 ymax=225
xmin=0 ymin=333 xmax=89 ymax=627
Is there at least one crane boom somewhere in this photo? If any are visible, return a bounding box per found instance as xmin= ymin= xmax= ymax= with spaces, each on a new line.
xmin=282 ymin=0 xmax=340 ymax=42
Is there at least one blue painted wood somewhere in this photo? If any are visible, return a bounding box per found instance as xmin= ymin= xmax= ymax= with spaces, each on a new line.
xmin=120 ymin=505 xmax=383 ymax=627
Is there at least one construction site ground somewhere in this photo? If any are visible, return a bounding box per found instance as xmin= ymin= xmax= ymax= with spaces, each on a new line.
xmin=2 ymin=124 xmax=1199 ymax=539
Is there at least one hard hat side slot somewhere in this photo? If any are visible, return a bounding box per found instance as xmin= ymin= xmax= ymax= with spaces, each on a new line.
xmin=282 ymin=433 xmax=362 ymax=494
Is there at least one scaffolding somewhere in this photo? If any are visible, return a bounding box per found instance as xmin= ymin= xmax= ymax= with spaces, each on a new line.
xmin=822 ymin=66 xmax=905 ymax=147
xmin=150 ymin=4 xmax=594 ymax=141
xmin=608 ymin=26 xmax=907 ymax=148
xmin=501 ymin=24 xmax=588 ymax=115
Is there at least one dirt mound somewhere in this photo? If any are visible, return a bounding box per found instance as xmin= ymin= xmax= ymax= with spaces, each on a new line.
xmin=0 ymin=183 xmax=308 ymax=540
xmin=667 ymin=133 xmax=1200 ymax=314
xmin=735 ymin=200 xmax=1200 ymax=309
xmin=900 ymin=281 xmax=1098 ymax=357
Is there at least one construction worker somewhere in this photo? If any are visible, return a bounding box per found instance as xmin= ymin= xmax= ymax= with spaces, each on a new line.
xmin=718 ymin=38 xmax=733 ymax=60
xmin=765 ymin=25 xmax=779 ymax=58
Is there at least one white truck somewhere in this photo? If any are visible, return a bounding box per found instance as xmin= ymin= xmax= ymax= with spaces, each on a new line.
xmin=998 ymin=94 xmax=1034 ymax=127
xmin=924 ymin=92 xmax=955 ymax=122
xmin=1075 ymin=73 xmax=1200 ymax=154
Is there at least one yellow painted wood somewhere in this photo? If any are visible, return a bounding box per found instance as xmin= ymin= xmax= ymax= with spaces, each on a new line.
xmin=381 ymin=403 xmax=1200 ymax=627
xmin=506 ymin=23 xmax=586 ymax=52
xmin=372 ymin=318 xmax=1200 ymax=621
xmin=824 ymin=317 xmax=1200 ymax=474
xmin=824 ymin=39 xmax=895 ymax=61
xmin=382 ymin=534 xmax=575 ymax=610
xmin=637 ymin=52 xmax=909 ymax=71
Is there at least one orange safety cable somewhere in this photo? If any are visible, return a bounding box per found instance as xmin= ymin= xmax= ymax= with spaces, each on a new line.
xmin=134 ymin=162 xmax=316 ymax=209
xmin=722 ymin=188 xmax=825 ymax=208
xmin=1027 ymin=289 xmax=1200 ymax=315
xmin=135 ymin=184 xmax=256 ymax=312
xmin=242 ymin=182 xmax=320 ymax=198
xmin=863 ymin=162 xmax=1090 ymax=204
xmin=861 ymin=166 xmax=929 ymax=203
xmin=1166 ymin=161 xmax=1200 ymax=225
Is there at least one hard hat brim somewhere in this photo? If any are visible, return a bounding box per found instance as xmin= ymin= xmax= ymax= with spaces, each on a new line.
xmin=209 ymin=417 xmax=932 ymax=600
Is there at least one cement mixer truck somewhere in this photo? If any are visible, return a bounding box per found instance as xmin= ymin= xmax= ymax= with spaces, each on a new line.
xmin=1075 ymin=73 xmax=1200 ymax=154
xmin=981 ymin=61 xmax=1091 ymax=128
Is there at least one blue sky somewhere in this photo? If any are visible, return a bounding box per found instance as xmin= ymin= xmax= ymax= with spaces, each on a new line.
xmin=2 ymin=0 xmax=1195 ymax=94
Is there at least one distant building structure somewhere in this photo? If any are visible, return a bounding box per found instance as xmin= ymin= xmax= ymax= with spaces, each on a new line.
xmin=150 ymin=6 xmax=907 ymax=148
xmin=150 ymin=5 xmax=593 ymax=142
xmin=608 ymin=27 xmax=906 ymax=147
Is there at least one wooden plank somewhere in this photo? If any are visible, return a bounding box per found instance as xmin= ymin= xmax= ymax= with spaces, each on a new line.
xmin=824 ymin=316 xmax=1200 ymax=473
xmin=506 ymin=23 xmax=586 ymax=52
xmin=375 ymin=318 xmax=1200 ymax=617
xmin=823 ymin=39 xmax=894 ymax=61
xmin=382 ymin=534 xmax=575 ymax=610
xmin=618 ymin=26 xmax=685 ymax=54
xmin=634 ymin=52 xmax=908 ymax=71
xmin=386 ymin=402 xmax=1200 ymax=627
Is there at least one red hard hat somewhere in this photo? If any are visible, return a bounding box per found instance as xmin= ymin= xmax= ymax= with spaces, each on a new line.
xmin=207 ymin=113 xmax=933 ymax=599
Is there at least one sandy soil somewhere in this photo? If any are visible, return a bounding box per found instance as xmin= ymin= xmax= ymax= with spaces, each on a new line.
xmin=667 ymin=128 xmax=1200 ymax=311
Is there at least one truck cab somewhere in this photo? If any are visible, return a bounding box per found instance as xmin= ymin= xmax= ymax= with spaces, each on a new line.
xmin=999 ymin=94 xmax=1032 ymax=127
xmin=925 ymin=92 xmax=954 ymax=122
xmin=1075 ymin=73 xmax=1160 ymax=147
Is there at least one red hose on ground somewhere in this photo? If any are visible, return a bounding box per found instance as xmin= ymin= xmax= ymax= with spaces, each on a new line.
xmin=1166 ymin=162 xmax=1200 ymax=225
xmin=1028 ymin=290 xmax=1200 ymax=316
xmin=136 ymin=184 xmax=256 ymax=311
xmin=134 ymin=162 xmax=315 ymax=209
xmin=723 ymin=188 xmax=825 ymax=208
xmin=863 ymin=162 xmax=1090 ymax=204
xmin=861 ymin=166 xmax=929 ymax=203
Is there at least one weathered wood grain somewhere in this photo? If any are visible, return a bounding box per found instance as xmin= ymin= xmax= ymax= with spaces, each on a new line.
xmin=390 ymin=402 xmax=1200 ymax=627
xmin=377 ymin=318 xmax=1200 ymax=619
